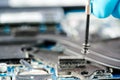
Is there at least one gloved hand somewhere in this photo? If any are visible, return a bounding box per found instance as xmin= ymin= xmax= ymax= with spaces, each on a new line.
xmin=91 ymin=0 xmax=120 ymax=18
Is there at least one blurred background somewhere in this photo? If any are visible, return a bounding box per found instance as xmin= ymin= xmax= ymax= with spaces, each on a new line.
xmin=0 ymin=0 xmax=120 ymax=40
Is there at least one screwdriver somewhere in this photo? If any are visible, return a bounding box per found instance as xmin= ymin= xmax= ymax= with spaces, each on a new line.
xmin=82 ymin=0 xmax=91 ymax=59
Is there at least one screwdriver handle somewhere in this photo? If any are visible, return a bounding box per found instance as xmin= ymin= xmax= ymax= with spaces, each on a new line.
xmin=86 ymin=0 xmax=91 ymax=15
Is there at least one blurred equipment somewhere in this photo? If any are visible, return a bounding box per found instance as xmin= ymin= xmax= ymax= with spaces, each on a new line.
xmin=21 ymin=39 xmax=65 ymax=54
xmin=0 ymin=8 xmax=66 ymax=36
xmin=0 ymin=8 xmax=64 ymax=23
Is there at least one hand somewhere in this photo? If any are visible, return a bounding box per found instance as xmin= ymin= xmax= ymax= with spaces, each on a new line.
xmin=92 ymin=0 xmax=120 ymax=18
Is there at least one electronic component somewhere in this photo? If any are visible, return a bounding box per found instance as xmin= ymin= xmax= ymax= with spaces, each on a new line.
xmin=0 ymin=76 xmax=11 ymax=80
xmin=12 ymin=25 xmax=38 ymax=37
xmin=58 ymin=56 xmax=86 ymax=69
xmin=16 ymin=74 xmax=52 ymax=80
xmin=0 ymin=63 xmax=7 ymax=73
xmin=0 ymin=58 xmax=55 ymax=80
xmin=58 ymin=76 xmax=80 ymax=80
xmin=90 ymin=70 xmax=113 ymax=80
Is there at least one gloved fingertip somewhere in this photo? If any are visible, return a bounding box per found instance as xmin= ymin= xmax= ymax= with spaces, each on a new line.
xmin=112 ymin=1 xmax=120 ymax=19
xmin=92 ymin=12 xmax=110 ymax=18
xmin=92 ymin=0 xmax=119 ymax=18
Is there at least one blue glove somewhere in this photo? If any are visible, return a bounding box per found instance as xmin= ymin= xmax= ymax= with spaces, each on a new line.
xmin=91 ymin=0 xmax=120 ymax=18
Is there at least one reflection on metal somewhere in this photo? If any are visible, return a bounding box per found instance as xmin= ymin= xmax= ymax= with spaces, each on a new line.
xmin=16 ymin=74 xmax=52 ymax=80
